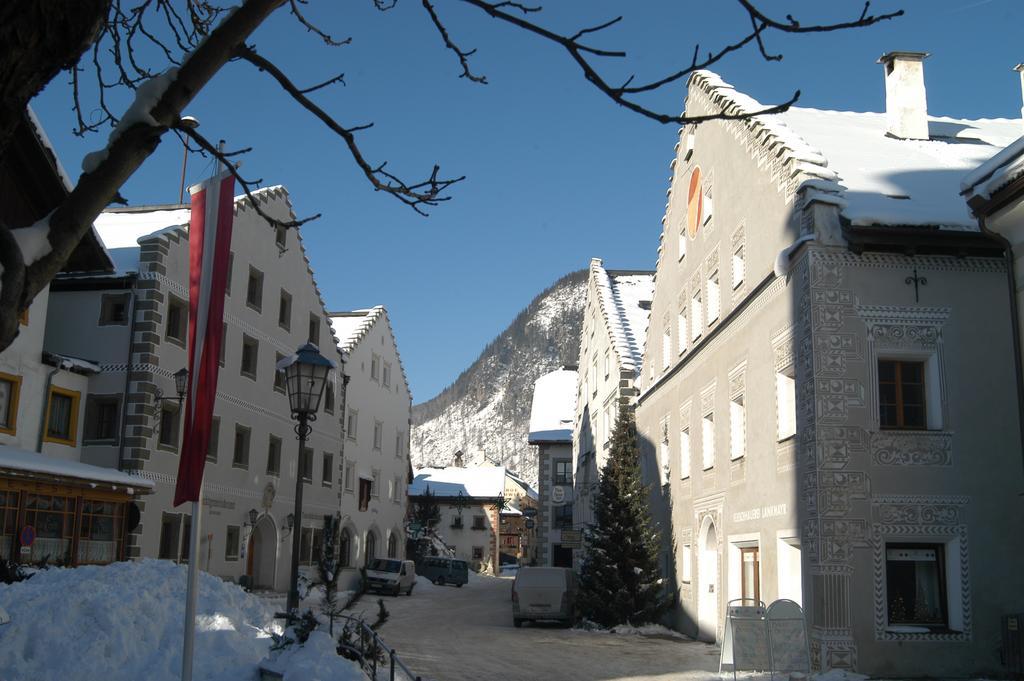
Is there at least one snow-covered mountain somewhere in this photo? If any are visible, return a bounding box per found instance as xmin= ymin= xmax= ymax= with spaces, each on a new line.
xmin=411 ymin=270 xmax=587 ymax=487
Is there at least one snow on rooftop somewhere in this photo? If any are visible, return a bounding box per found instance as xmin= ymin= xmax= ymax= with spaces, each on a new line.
xmin=962 ymin=135 xmax=1024 ymax=204
xmin=528 ymin=368 xmax=578 ymax=443
xmin=328 ymin=307 xmax=381 ymax=352
xmin=409 ymin=466 xmax=509 ymax=498
xmin=0 ymin=444 xmax=155 ymax=490
xmin=692 ymin=70 xmax=1022 ymax=230
xmin=93 ymin=206 xmax=192 ymax=249
xmin=593 ymin=262 xmax=654 ymax=377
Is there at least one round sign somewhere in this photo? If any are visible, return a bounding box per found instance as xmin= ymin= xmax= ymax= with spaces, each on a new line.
xmin=551 ymin=486 xmax=566 ymax=504
xmin=686 ymin=166 xmax=703 ymax=238
xmin=524 ymin=518 xmax=535 ymax=530
xmin=19 ymin=525 xmax=36 ymax=547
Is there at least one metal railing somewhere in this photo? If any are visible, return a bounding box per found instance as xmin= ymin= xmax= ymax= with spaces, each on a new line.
xmin=336 ymin=614 xmax=423 ymax=681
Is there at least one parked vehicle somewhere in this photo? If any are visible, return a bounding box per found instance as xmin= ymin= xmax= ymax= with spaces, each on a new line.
xmin=512 ymin=567 xmax=577 ymax=627
xmin=417 ymin=556 xmax=469 ymax=587
xmin=364 ymin=559 xmax=416 ymax=596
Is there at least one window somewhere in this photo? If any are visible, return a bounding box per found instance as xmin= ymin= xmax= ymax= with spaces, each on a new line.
xmin=165 ymin=295 xmax=187 ymax=345
xmin=219 ymin=323 xmax=227 ymax=367
xmin=323 ymin=380 xmax=335 ymax=414
xmin=206 ymin=417 xmax=220 ymax=462
xmin=308 ymin=314 xmax=320 ymax=345
xmin=703 ymin=184 xmax=714 ymax=225
xmin=679 ymin=428 xmax=691 ymax=479
xmin=84 ymin=395 xmax=120 ymax=443
xmin=158 ymin=513 xmax=181 ymax=560
xmin=885 ymin=544 xmax=947 ymax=627
xmin=603 ymin=350 xmax=610 ymax=378
xmin=732 ymin=245 xmax=745 ymax=289
xmin=99 ymin=293 xmax=130 ymax=325
xmin=364 ymin=532 xmax=377 ymax=565
xmin=301 ymin=447 xmax=314 ymax=482
xmin=278 ymin=290 xmax=292 ymax=331
xmin=451 ymin=515 xmax=464 ymax=529
xmin=691 ymin=291 xmax=703 ymax=342
xmin=776 ymin=366 xmax=797 ymax=441
xmin=472 ymin=546 xmax=484 ymax=562
xmin=371 ymin=470 xmax=380 ymax=498
xmin=266 ymin=435 xmax=281 ymax=476
xmin=246 ymin=266 xmax=263 ymax=311
xmin=387 ymin=477 xmax=395 ymax=501
xmin=346 ymin=409 xmax=358 ymax=441
xmin=707 ymin=270 xmax=720 ymax=325
xmin=382 ymin=362 xmax=392 ymax=389
xmin=274 ymin=352 xmax=286 ymax=392
xmin=701 ymin=411 xmax=715 ymax=470
xmin=225 ymin=526 xmax=240 ymax=561
xmin=678 ymin=224 xmax=687 ymax=260
xmin=43 ymin=386 xmax=80 ymax=446
xmin=370 ymin=354 xmax=381 ymax=382
xmin=0 ymin=373 xmax=21 ymax=435
xmin=77 ymin=499 xmax=124 ymax=564
xmin=344 ymin=462 xmax=355 ymax=492
xmin=730 ymin=394 xmax=745 ymax=460
xmin=659 ymin=425 xmax=671 ymax=485
xmin=339 ymin=529 xmax=352 ymax=567
xmin=225 ymin=252 xmax=233 ymax=296
xmin=677 ymin=309 xmax=687 ymax=355
xmin=233 ymin=425 xmax=251 ymax=469
xmin=394 ymin=476 xmax=404 ymax=503
xmin=157 ymin=407 xmax=179 ymax=451
xmin=179 ymin=514 xmax=192 ymax=562
xmin=741 ymin=546 xmax=760 ymax=601
xmin=0 ymin=491 xmax=18 ymax=561
xmin=554 ymin=504 xmax=573 ymax=529
xmin=878 ymin=360 xmax=927 ymax=430
xmin=322 ymin=452 xmax=333 ymax=486
xmin=24 ymin=493 xmax=75 ymax=563
xmin=275 ymin=225 xmax=287 ymax=249
xmin=373 ymin=421 xmax=383 ymax=451
xmin=682 ymin=544 xmax=693 ymax=583
xmin=662 ymin=319 xmax=672 ymax=370
xmin=387 ymin=533 xmax=397 ymax=558
xmin=591 ymin=357 xmax=598 ymax=395
xmin=395 ymin=430 xmax=404 ymax=458
xmin=358 ymin=478 xmax=371 ymax=511
xmin=553 ymin=460 xmax=572 ymax=485
xmin=240 ymin=334 xmax=258 ymax=379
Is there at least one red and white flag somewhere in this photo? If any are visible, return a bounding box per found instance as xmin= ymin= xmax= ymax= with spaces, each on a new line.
xmin=174 ymin=172 xmax=235 ymax=507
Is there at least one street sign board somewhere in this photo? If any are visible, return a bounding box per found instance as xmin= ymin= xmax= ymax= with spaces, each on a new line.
xmin=19 ymin=525 xmax=35 ymax=547
xmin=552 ymin=486 xmax=566 ymax=504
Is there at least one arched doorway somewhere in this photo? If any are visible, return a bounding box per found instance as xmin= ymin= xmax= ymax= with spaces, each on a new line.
xmin=339 ymin=528 xmax=352 ymax=568
xmin=387 ymin=532 xmax=397 ymax=558
xmin=697 ymin=516 xmax=720 ymax=642
xmin=364 ymin=530 xmax=377 ymax=566
xmin=248 ymin=515 xmax=277 ymax=590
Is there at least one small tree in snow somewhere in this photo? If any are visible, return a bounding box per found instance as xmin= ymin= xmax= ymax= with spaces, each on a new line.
xmin=577 ymin=405 xmax=669 ymax=627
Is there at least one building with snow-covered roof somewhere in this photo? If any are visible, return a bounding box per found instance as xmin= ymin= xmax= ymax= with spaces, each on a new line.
xmin=635 ymin=56 xmax=1024 ymax=677
xmin=527 ymin=368 xmax=577 ymax=567
xmin=45 ymin=186 xmax=352 ymax=590
xmin=327 ymin=306 xmax=412 ymax=583
xmin=1 ymin=109 xmax=152 ymax=567
xmin=408 ymin=465 xmax=537 ymax=572
xmin=572 ymin=259 xmax=655 ymax=565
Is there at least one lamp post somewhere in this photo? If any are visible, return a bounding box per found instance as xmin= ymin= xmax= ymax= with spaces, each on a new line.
xmin=277 ymin=343 xmax=336 ymax=614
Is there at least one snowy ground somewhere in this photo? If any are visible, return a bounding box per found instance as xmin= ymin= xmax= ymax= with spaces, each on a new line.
xmin=0 ymin=560 xmax=366 ymax=681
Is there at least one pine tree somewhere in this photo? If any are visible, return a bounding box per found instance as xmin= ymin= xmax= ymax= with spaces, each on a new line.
xmin=577 ymin=405 xmax=670 ymax=628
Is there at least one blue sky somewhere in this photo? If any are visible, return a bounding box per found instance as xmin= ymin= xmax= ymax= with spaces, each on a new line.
xmin=32 ymin=0 xmax=1024 ymax=402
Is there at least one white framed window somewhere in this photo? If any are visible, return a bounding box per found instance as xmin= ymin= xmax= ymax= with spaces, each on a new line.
xmin=677 ymin=308 xmax=687 ymax=355
xmin=707 ymin=270 xmax=720 ymax=325
xmin=662 ymin=317 xmax=672 ymax=370
xmin=691 ymin=291 xmax=703 ymax=343
xmin=682 ymin=543 xmax=693 ymax=583
xmin=776 ymin=366 xmax=797 ymax=441
xmin=703 ymin=184 xmax=713 ymax=225
xmin=702 ymin=411 xmax=715 ymax=470
xmin=730 ymin=394 xmax=745 ymax=460
xmin=382 ymin=362 xmax=392 ymax=389
xmin=732 ymin=245 xmax=745 ymax=289
xmin=370 ymin=353 xmax=380 ymax=382
xmin=371 ymin=470 xmax=380 ymax=498
xmin=658 ymin=420 xmax=670 ymax=486
xmin=344 ymin=462 xmax=355 ymax=492
xmin=679 ymin=428 xmax=691 ymax=479
xmin=373 ymin=421 xmax=383 ymax=451
xmin=678 ymin=226 xmax=687 ymax=261
xmin=603 ymin=350 xmax=610 ymax=378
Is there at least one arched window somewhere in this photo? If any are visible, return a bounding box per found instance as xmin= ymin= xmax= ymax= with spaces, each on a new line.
xmin=387 ymin=532 xmax=397 ymax=558
xmin=339 ymin=528 xmax=351 ymax=568
xmin=364 ymin=531 xmax=376 ymax=566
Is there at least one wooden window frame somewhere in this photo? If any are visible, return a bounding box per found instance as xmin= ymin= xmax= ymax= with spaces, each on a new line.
xmin=0 ymin=372 xmax=23 ymax=436
xmin=225 ymin=525 xmax=241 ymax=561
xmin=83 ymin=394 xmax=121 ymax=444
xmin=885 ymin=542 xmax=948 ymax=628
xmin=878 ymin=359 xmax=928 ymax=430
xmin=98 ymin=293 xmax=131 ymax=326
xmin=43 ymin=386 xmax=81 ymax=446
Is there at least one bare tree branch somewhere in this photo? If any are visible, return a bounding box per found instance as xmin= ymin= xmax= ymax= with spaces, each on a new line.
xmin=237 ymin=44 xmax=463 ymax=216
xmin=421 ymin=0 xmax=488 ymax=84
xmin=288 ymin=0 xmax=351 ymax=47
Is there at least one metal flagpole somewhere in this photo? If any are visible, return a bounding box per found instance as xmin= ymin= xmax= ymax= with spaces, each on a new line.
xmin=181 ymin=481 xmax=203 ymax=681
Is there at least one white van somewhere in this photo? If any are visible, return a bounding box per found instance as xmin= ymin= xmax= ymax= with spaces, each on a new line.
xmin=365 ymin=559 xmax=417 ymax=596
xmin=511 ymin=567 xmax=577 ymax=627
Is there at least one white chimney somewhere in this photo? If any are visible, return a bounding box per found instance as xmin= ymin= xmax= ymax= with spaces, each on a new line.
xmin=1015 ymin=64 xmax=1024 ymax=127
xmin=878 ymin=51 xmax=930 ymax=140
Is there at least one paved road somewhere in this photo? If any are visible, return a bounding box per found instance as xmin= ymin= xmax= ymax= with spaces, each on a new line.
xmin=368 ymin=573 xmax=721 ymax=681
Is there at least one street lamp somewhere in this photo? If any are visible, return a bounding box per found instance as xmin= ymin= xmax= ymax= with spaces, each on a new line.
xmin=277 ymin=343 xmax=336 ymax=614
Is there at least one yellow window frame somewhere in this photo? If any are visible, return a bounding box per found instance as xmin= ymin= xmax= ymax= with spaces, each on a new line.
xmin=43 ymin=385 xmax=81 ymax=446
xmin=0 ymin=372 xmax=23 ymax=435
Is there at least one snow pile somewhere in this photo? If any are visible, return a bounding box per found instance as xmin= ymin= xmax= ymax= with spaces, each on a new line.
xmin=11 ymin=213 xmax=54 ymax=266
xmin=0 ymin=559 xmax=277 ymax=681
xmin=259 ymin=631 xmax=365 ymax=681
